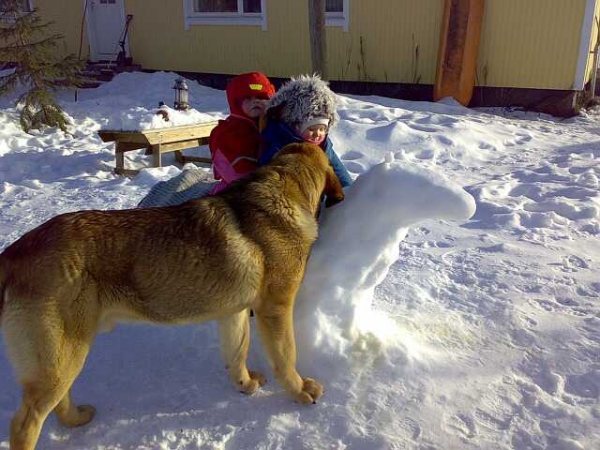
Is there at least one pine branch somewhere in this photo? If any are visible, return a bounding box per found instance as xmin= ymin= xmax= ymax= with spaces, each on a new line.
xmin=0 ymin=73 xmax=19 ymax=96
xmin=0 ymin=34 xmax=62 ymax=53
xmin=0 ymin=3 xmax=85 ymax=132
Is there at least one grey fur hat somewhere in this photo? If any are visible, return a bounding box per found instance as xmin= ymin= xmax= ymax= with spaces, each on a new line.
xmin=268 ymin=74 xmax=339 ymax=130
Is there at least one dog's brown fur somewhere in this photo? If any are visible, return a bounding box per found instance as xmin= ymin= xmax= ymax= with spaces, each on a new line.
xmin=0 ymin=143 xmax=344 ymax=450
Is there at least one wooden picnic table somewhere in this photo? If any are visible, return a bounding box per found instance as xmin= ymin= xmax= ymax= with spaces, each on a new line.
xmin=98 ymin=121 xmax=218 ymax=176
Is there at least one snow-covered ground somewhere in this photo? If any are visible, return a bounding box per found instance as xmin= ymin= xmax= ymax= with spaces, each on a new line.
xmin=0 ymin=71 xmax=599 ymax=450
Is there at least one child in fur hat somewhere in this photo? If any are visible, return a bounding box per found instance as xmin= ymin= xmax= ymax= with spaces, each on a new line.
xmin=209 ymin=71 xmax=275 ymax=194
xmin=259 ymin=74 xmax=353 ymax=187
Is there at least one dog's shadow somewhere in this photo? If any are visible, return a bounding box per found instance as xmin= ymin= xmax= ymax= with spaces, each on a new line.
xmin=0 ymin=322 xmax=315 ymax=449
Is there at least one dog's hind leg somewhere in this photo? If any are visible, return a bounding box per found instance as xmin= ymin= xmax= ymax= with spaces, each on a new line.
xmin=5 ymin=299 xmax=96 ymax=450
xmin=54 ymin=390 xmax=96 ymax=427
xmin=218 ymin=309 xmax=266 ymax=394
xmin=9 ymin=332 xmax=94 ymax=450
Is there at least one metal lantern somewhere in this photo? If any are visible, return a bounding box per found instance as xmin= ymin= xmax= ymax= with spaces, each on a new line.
xmin=173 ymin=77 xmax=190 ymax=110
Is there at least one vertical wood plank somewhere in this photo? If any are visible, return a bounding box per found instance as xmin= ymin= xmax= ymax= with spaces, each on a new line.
xmin=308 ymin=0 xmax=328 ymax=78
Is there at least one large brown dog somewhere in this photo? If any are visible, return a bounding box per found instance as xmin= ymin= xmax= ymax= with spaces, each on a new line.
xmin=0 ymin=142 xmax=345 ymax=450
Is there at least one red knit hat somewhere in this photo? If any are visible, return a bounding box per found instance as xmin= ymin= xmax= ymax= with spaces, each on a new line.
xmin=226 ymin=72 xmax=275 ymax=117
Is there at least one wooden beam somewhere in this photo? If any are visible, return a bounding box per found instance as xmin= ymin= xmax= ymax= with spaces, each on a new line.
xmin=114 ymin=167 xmax=140 ymax=177
xmin=177 ymin=154 xmax=212 ymax=164
xmin=159 ymin=139 xmax=205 ymax=153
xmin=308 ymin=0 xmax=327 ymax=79
xmin=115 ymin=142 xmax=148 ymax=152
xmin=142 ymin=122 xmax=218 ymax=145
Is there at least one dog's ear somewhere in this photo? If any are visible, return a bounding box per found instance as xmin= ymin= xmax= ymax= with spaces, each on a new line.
xmin=267 ymin=101 xmax=286 ymax=121
xmin=260 ymin=101 xmax=286 ymax=132
xmin=324 ymin=166 xmax=345 ymax=208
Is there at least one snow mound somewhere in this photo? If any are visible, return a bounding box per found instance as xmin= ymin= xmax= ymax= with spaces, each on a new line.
xmin=295 ymin=155 xmax=476 ymax=367
xmin=104 ymin=105 xmax=215 ymax=131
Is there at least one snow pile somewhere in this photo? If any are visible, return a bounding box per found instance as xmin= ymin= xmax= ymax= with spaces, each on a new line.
xmin=79 ymin=72 xmax=221 ymax=131
xmin=296 ymin=154 xmax=476 ymax=367
xmin=103 ymin=104 xmax=216 ymax=131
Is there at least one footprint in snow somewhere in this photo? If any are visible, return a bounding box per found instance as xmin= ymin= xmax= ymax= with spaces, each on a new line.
xmin=532 ymin=299 xmax=556 ymax=312
xmin=474 ymin=407 xmax=514 ymax=432
xmin=341 ymin=150 xmax=363 ymax=161
xmin=443 ymin=413 xmax=477 ymax=439
xmin=408 ymin=122 xmax=439 ymax=133
xmin=555 ymin=297 xmax=579 ymax=307
xmin=564 ymin=370 xmax=600 ymax=399
xmin=344 ymin=161 xmax=365 ymax=174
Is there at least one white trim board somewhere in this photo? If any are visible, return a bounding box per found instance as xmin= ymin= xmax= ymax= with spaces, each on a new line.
xmin=574 ymin=0 xmax=598 ymax=90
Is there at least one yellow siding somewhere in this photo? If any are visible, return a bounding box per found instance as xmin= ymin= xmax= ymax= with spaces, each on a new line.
xmin=35 ymin=0 xmax=89 ymax=59
xmin=477 ymin=0 xmax=586 ymax=89
xmin=328 ymin=0 xmax=443 ymax=84
xmin=127 ymin=0 xmax=443 ymax=83
xmin=34 ymin=0 xmax=594 ymax=90
xmin=125 ymin=0 xmax=310 ymax=77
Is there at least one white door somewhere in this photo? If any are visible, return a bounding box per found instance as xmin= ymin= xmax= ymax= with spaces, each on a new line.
xmin=87 ymin=0 xmax=127 ymax=62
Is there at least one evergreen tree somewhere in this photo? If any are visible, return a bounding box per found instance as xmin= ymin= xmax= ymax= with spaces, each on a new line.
xmin=0 ymin=0 xmax=87 ymax=133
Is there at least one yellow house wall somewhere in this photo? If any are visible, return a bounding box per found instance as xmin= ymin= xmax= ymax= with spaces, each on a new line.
xmin=34 ymin=0 xmax=594 ymax=91
xmin=327 ymin=0 xmax=442 ymax=84
xmin=126 ymin=0 xmax=444 ymax=84
xmin=477 ymin=0 xmax=587 ymax=90
xmin=330 ymin=0 xmax=586 ymax=89
xmin=125 ymin=0 xmax=311 ymax=78
xmin=34 ymin=0 xmax=89 ymax=59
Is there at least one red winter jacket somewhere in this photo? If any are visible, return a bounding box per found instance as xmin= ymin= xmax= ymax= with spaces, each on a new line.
xmin=209 ymin=72 xmax=275 ymax=194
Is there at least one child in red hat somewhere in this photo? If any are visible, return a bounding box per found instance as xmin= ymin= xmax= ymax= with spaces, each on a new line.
xmin=137 ymin=72 xmax=274 ymax=207
xmin=209 ymin=72 xmax=275 ymax=194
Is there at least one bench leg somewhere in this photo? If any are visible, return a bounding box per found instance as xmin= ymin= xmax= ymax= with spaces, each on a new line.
xmin=152 ymin=144 xmax=162 ymax=167
xmin=115 ymin=146 xmax=125 ymax=172
xmin=114 ymin=142 xmax=143 ymax=176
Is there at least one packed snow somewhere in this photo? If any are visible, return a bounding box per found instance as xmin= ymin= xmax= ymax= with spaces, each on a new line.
xmin=0 ymin=71 xmax=599 ymax=450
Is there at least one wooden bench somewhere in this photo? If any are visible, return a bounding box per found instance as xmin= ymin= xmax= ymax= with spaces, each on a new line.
xmin=98 ymin=121 xmax=219 ymax=176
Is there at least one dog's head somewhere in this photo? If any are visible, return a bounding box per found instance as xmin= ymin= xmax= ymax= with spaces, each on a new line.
xmin=274 ymin=143 xmax=345 ymax=208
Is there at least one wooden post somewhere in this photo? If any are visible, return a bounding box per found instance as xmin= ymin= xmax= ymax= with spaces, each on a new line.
xmin=152 ymin=144 xmax=162 ymax=167
xmin=115 ymin=142 xmax=125 ymax=173
xmin=308 ymin=0 xmax=327 ymax=78
xmin=434 ymin=0 xmax=485 ymax=106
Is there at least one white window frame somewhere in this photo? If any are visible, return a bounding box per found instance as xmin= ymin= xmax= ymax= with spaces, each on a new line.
xmin=183 ymin=0 xmax=267 ymax=31
xmin=325 ymin=0 xmax=349 ymax=32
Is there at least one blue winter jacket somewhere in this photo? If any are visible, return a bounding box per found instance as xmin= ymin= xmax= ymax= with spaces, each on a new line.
xmin=259 ymin=120 xmax=353 ymax=187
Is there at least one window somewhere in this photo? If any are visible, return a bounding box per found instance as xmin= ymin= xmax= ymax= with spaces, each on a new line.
xmin=184 ymin=0 xmax=266 ymax=30
xmin=326 ymin=0 xmax=343 ymax=13
xmin=194 ymin=0 xmax=260 ymax=13
xmin=325 ymin=0 xmax=348 ymax=31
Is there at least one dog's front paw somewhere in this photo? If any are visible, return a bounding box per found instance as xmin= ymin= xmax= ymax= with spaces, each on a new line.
xmin=239 ymin=370 xmax=267 ymax=395
xmin=293 ymin=378 xmax=324 ymax=405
